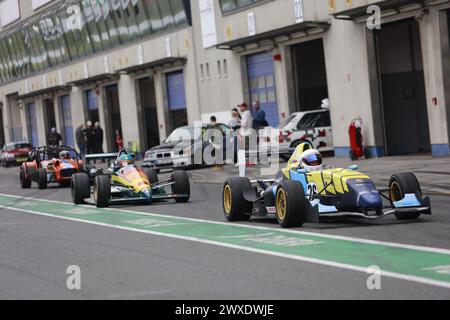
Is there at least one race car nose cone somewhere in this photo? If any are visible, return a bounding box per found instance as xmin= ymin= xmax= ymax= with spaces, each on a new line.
xmin=142 ymin=189 xmax=151 ymax=199
xmin=358 ymin=192 xmax=383 ymax=209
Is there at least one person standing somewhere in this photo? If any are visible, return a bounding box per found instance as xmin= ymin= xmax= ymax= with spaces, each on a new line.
xmin=48 ymin=128 xmax=62 ymax=147
xmin=238 ymin=102 xmax=253 ymax=153
xmin=94 ymin=122 xmax=104 ymax=154
xmin=85 ymin=121 xmax=96 ymax=154
xmin=229 ymin=108 xmax=241 ymax=131
xmin=115 ymin=129 xmax=124 ymax=151
xmin=252 ymin=100 xmax=268 ymax=130
xmin=75 ymin=124 xmax=86 ymax=156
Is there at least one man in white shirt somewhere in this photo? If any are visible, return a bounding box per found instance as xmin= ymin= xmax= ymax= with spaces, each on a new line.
xmin=239 ymin=102 xmax=253 ymax=137
xmin=238 ymin=102 xmax=254 ymax=155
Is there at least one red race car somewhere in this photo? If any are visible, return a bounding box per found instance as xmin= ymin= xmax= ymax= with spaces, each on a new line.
xmin=20 ymin=146 xmax=87 ymax=189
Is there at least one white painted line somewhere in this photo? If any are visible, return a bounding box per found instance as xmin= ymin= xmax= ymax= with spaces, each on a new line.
xmin=0 ymin=203 xmax=450 ymax=290
xmin=1 ymin=193 xmax=450 ymax=255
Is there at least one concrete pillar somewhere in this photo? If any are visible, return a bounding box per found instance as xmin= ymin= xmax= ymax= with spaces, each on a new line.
xmin=183 ymin=60 xmax=202 ymax=125
xmin=154 ymin=72 xmax=168 ymax=140
xmin=19 ymin=101 xmax=29 ymax=143
xmin=70 ymin=86 xmax=86 ymax=131
xmin=1 ymin=93 xmax=11 ymax=143
xmin=35 ymin=99 xmax=47 ymax=146
xmin=97 ymin=86 xmax=109 ymax=152
xmin=420 ymin=8 xmax=450 ymax=157
xmin=323 ymin=20 xmax=383 ymax=158
xmin=53 ymin=95 xmax=62 ymax=138
xmin=118 ymin=74 xmax=141 ymax=153
xmin=274 ymin=45 xmax=291 ymax=123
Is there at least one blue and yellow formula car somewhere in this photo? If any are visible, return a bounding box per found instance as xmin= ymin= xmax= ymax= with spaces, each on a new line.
xmin=71 ymin=150 xmax=190 ymax=208
xmin=223 ymin=143 xmax=431 ymax=228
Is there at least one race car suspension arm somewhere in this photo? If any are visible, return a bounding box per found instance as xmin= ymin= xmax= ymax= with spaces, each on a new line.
xmin=310 ymin=180 xmax=334 ymax=201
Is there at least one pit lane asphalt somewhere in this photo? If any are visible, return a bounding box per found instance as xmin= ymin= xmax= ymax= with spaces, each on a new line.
xmin=0 ymin=166 xmax=449 ymax=299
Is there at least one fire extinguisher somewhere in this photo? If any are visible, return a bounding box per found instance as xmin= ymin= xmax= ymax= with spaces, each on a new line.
xmin=349 ymin=118 xmax=364 ymax=161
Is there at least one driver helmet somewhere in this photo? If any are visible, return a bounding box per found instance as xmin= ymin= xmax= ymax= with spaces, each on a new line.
xmin=118 ymin=152 xmax=134 ymax=166
xmin=59 ymin=150 xmax=70 ymax=159
xmin=300 ymin=149 xmax=323 ymax=172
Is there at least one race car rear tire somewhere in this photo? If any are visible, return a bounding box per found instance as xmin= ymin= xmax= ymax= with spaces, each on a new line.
xmin=275 ymin=180 xmax=306 ymax=228
xmin=223 ymin=177 xmax=252 ymax=222
xmin=144 ymin=168 xmax=159 ymax=184
xmin=94 ymin=175 xmax=111 ymax=208
xmin=389 ymin=172 xmax=422 ymax=220
xmin=71 ymin=173 xmax=90 ymax=204
xmin=36 ymin=168 xmax=47 ymax=190
xmin=20 ymin=170 xmax=31 ymax=189
xmin=172 ymin=170 xmax=190 ymax=203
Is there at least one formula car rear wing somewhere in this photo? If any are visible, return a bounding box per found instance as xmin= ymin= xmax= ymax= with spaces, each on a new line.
xmin=85 ymin=153 xmax=118 ymax=166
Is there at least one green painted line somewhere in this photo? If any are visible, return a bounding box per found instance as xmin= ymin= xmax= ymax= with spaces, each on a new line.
xmin=1 ymin=194 xmax=450 ymax=289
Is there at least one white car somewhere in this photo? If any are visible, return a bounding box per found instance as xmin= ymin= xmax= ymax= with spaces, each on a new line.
xmin=273 ymin=110 xmax=333 ymax=159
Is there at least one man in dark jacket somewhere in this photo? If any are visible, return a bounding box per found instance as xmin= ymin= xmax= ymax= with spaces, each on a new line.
xmin=48 ymin=128 xmax=62 ymax=147
xmin=252 ymin=101 xmax=268 ymax=130
xmin=94 ymin=122 xmax=104 ymax=154
xmin=85 ymin=121 xmax=96 ymax=154
xmin=75 ymin=124 xmax=86 ymax=156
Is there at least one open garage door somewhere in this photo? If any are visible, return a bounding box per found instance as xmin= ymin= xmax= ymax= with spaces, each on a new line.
xmin=375 ymin=19 xmax=430 ymax=155
xmin=138 ymin=77 xmax=160 ymax=151
xmin=105 ymin=84 xmax=123 ymax=152
xmin=291 ymin=39 xmax=329 ymax=111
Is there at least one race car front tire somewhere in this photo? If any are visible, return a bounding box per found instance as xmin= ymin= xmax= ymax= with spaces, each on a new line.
xmin=275 ymin=180 xmax=306 ymax=228
xmin=71 ymin=173 xmax=91 ymax=204
xmin=36 ymin=168 xmax=47 ymax=190
xmin=389 ymin=172 xmax=422 ymax=220
xmin=20 ymin=170 xmax=31 ymax=189
xmin=223 ymin=177 xmax=252 ymax=222
xmin=144 ymin=168 xmax=159 ymax=184
xmin=94 ymin=175 xmax=111 ymax=208
xmin=172 ymin=170 xmax=190 ymax=203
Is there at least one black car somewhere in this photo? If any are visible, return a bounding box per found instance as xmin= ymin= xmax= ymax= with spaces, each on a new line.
xmin=142 ymin=124 xmax=236 ymax=171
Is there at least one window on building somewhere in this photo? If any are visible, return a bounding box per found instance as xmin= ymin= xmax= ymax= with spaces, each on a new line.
xmin=109 ymin=0 xmax=131 ymax=43
xmin=81 ymin=0 xmax=103 ymax=52
xmin=223 ymin=59 xmax=228 ymax=76
xmin=158 ymin=0 xmax=175 ymax=29
xmin=143 ymin=0 xmax=164 ymax=33
xmin=219 ymin=0 xmax=265 ymax=13
xmin=1 ymin=36 xmax=14 ymax=80
xmin=122 ymin=0 xmax=141 ymax=40
xmin=39 ymin=15 xmax=64 ymax=66
xmin=0 ymin=0 xmax=191 ymax=85
xmin=132 ymin=0 xmax=151 ymax=36
xmin=200 ymin=64 xmax=204 ymax=80
xmin=169 ymin=0 xmax=188 ymax=26
xmin=206 ymin=62 xmax=210 ymax=79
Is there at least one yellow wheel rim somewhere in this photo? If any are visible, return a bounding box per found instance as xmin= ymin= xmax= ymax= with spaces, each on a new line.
xmin=390 ymin=181 xmax=402 ymax=201
xmin=276 ymin=188 xmax=287 ymax=221
xmin=223 ymin=185 xmax=232 ymax=215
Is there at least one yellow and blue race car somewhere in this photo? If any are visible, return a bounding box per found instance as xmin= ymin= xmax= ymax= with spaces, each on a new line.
xmin=223 ymin=143 xmax=431 ymax=228
xmin=71 ymin=150 xmax=190 ymax=208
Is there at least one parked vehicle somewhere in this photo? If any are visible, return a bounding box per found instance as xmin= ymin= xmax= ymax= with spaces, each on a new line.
xmin=0 ymin=141 xmax=32 ymax=167
xmin=142 ymin=124 xmax=235 ymax=171
xmin=264 ymin=110 xmax=333 ymax=159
